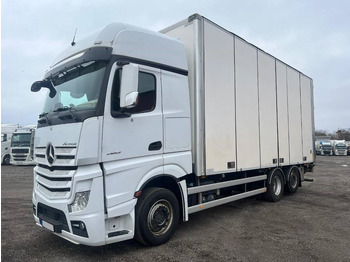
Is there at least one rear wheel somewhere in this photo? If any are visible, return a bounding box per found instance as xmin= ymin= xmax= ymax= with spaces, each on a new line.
xmin=135 ymin=187 xmax=179 ymax=246
xmin=285 ymin=166 xmax=299 ymax=194
xmin=264 ymin=168 xmax=284 ymax=202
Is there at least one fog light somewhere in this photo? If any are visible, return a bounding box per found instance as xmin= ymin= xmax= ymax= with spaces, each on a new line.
xmin=80 ymin=222 xmax=86 ymax=230
xmin=69 ymin=191 xmax=90 ymax=212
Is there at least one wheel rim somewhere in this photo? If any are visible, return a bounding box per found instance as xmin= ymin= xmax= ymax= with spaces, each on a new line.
xmin=273 ymin=175 xmax=282 ymax=196
xmin=4 ymin=156 xmax=10 ymax=165
xmin=290 ymin=169 xmax=298 ymax=188
xmin=148 ymin=199 xmax=173 ymax=236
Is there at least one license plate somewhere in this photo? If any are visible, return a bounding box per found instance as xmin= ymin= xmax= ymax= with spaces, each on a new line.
xmin=40 ymin=219 xmax=54 ymax=232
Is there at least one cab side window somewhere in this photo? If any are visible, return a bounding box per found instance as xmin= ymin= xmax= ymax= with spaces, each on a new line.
xmin=111 ymin=69 xmax=156 ymax=115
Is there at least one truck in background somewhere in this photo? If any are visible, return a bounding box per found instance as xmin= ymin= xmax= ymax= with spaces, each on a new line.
xmin=1 ymin=124 xmax=20 ymax=165
xmin=10 ymin=126 xmax=36 ymax=165
xmin=315 ymin=140 xmax=333 ymax=155
xmin=30 ymin=14 xmax=315 ymax=246
xmin=331 ymin=140 xmax=348 ymax=156
xmin=347 ymin=141 xmax=350 ymax=155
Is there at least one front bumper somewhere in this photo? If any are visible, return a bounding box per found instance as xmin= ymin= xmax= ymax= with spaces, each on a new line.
xmin=33 ymin=208 xmax=105 ymax=246
xmin=32 ymin=164 xmax=136 ymax=246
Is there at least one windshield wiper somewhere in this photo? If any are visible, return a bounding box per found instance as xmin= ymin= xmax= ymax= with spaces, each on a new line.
xmin=54 ymin=106 xmax=78 ymax=121
xmin=38 ymin=112 xmax=51 ymax=125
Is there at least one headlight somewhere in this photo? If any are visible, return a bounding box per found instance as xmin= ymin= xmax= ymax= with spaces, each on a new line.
xmin=69 ymin=191 xmax=90 ymax=212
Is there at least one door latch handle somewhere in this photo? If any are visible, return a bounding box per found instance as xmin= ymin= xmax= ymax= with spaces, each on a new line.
xmin=148 ymin=141 xmax=162 ymax=151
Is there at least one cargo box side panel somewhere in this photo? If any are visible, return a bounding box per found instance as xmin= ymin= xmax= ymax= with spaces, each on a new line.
xmin=300 ymin=75 xmax=314 ymax=163
xmin=235 ymin=38 xmax=260 ymax=170
xmin=287 ymin=68 xmax=303 ymax=164
xmin=203 ymin=21 xmax=236 ymax=174
xmin=276 ymin=61 xmax=290 ymax=165
xmin=258 ymin=51 xmax=278 ymax=168
xmin=162 ymin=20 xmax=204 ymax=174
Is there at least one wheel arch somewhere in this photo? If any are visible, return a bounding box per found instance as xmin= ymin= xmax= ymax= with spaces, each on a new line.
xmin=267 ymin=167 xmax=285 ymax=185
xmin=2 ymin=154 xmax=11 ymax=165
xmin=136 ymin=164 xmax=188 ymax=222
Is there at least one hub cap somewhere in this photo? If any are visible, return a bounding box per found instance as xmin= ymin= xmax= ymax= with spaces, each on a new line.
xmin=273 ymin=175 xmax=282 ymax=196
xmin=148 ymin=199 xmax=173 ymax=235
xmin=290 ymin=170 xmax=298 ymax=188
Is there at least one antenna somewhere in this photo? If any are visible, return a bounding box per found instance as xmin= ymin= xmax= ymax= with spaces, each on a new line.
xmin=71 ymin=28 xmax=77 ymax=46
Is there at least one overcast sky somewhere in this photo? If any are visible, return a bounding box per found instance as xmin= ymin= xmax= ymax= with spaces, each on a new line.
xmin=1 ymin=0 xmax=349 ymax=132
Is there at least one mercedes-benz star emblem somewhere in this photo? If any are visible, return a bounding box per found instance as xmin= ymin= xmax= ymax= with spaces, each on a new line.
xmin=46 ymin=143 xmax=55 ymax=165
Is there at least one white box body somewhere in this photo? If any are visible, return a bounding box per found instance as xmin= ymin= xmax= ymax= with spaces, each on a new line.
xmin=162 ymin=15 xmax=314 ymax=176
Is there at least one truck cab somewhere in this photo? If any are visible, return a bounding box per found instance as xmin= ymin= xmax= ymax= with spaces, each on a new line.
xmin=31 ymin=23 xmax=190 ymax=246
xmin=331 ymin=140 xmax=347 ymax=156
xmin=2 ymin=124 xmax=20 ymax=165
xmin=315 ymin=140 xmax=333 ymax=155
xmin=10 ymin=127 xmax=36 ymax=165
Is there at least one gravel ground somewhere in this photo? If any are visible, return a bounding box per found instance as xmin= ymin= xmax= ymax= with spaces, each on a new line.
xmin=1 ymin=156 xmax=350 ymax=262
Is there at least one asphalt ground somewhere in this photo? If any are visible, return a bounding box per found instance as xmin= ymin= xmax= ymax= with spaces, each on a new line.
xmin=1 ymin=156 xmax=350 ymax=262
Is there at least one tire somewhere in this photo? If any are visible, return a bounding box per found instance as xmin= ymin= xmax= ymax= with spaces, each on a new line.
xmin=3 ymin=155 xmax=11 ymax=165
xmin=264 ymin=168 xmax=284 ymax=202
xmin=135 ymin=187 xmax=179 ymax=246
xmin=285 ymin=166 xmax=299 ymax=194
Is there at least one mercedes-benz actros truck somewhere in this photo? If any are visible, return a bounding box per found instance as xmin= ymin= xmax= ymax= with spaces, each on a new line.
xmin=31 ymin=14 xmax=315 ymax=246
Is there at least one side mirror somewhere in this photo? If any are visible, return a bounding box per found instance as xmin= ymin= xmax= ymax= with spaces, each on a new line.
xmin=31 ymin=81 xmax=42 ymax=92
xmin=120 ymin=64 xmax=139 ymax=108
xmin=31 ymin=80 xmax=57 ymax=98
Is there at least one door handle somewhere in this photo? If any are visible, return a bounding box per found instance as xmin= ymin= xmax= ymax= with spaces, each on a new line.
xmin=148 ymin=141 xmax=162 ymax=151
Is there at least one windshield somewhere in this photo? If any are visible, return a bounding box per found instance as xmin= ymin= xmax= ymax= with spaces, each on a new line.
xmin=335 ymin=145 xmax=346 ymax=149
xmin=11 ymin=133 xmax=31 ymax=147
xmin=42 ymin=61 xmax=107 ymax=114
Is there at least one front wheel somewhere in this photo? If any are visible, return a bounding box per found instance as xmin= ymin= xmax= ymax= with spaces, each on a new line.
xmin=3 ymin=155 xmax=11 ymax=165
xmin=135 ymin=187 xmax=179 ymax=246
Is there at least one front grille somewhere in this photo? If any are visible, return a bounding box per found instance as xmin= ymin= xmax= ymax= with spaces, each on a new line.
xmin=34 ymin=146 xmax=77 ymax=166
xmin=37 ymin=203 xmax=70 ymax=233
xmin=14 ymin=158 xmax=27 ymax=161
xmin=35 ymin=165 xmax=76 ymax=199
xmin=12 ymin=148 xmax=29 ymax=153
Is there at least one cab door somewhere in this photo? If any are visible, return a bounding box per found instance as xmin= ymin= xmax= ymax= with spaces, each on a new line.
xmin=101 ymin=63 xmax=163 ymax=215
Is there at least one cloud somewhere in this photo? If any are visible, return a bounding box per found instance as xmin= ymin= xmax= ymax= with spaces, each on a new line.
xmin=1 ymin=0 xmax=350 ymax=131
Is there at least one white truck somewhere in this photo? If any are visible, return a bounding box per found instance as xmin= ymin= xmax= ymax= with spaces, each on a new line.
xmin=1 ymin=124 xmax=20 ymax=165
xmin=331 ymin=140 xmax=347 ymax=156
xmin=315 ymin=140 xmax=333 ymax=155
xmin=31 ymin=14 xmax=315 ymax=246
xmin=10 ymin=126 xmax=36 ymax=165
